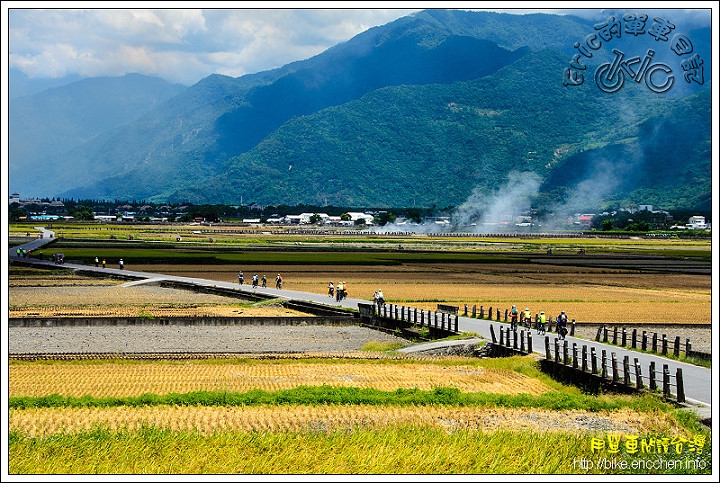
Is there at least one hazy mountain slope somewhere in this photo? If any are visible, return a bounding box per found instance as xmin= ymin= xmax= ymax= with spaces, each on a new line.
xmin=8 ymin=68 xmax=85 ymax=98
xmin=8 ymin=74 xmax=188 ymax=197
xmin=540 ymin=89 xmax=712 ymax=212
xmin=167 ymin=50 xmax=605 ymax=207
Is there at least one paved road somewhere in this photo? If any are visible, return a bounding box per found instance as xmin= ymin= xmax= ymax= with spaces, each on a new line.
xmin=8 ymin=227 xmax=713 ymax=421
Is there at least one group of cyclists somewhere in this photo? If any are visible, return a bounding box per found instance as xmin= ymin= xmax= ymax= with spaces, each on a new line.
xmin=326 ymin=281 xmax=384 ymax=307
xmin=249 ymin=273 xmax=266 ymax=288
xmin=328 ymin=281 xmax=348 ymax=301
xmin=238 ymin=272 xmax=281 ymax=289
xmin=510 ymin=305 xmax=569 ymax=339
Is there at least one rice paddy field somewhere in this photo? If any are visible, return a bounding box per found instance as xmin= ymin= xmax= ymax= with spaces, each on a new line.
xmin=6 ymin=224 xmax=714 ymax=475
xmin=8 ymin=355 xmax=712 ymax=475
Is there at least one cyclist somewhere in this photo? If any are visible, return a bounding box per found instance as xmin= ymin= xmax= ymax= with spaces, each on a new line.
xmin=510 ymin=305 xmax=519 ymax=330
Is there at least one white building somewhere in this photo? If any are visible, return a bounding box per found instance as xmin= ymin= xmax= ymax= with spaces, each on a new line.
xmin=346 ymin=212 xmax=374 ymax=225
xmin=686 ymin=216 xmax=708 ymax=230
xmin=298 ymin=212 xmax=330 ymax=224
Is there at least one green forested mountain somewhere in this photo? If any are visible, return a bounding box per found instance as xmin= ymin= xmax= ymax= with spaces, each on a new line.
xmin=170 ymin=50 xmax=710 ymax=212
xmin=10 ymin=9 xmax=711 ymax=214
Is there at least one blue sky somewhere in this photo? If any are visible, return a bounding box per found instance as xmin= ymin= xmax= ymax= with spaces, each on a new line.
xmin=5 ymin=3 xmax=715 ymax=86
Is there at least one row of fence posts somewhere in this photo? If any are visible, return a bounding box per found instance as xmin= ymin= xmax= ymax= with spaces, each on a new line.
xmin=378 ymin=303 xmax=459 ymax=334
xmin=488 ymin=323 xmax=685 ymax=403
xmin=464 ymin=304 xmax=576 ymax=335
xmin=469 ymin=305 xmax=701 ymax=360
xmin=544 ymin=334 xmax=685 ymax=402
xmin=596 ymin=325 xmax=693 ymax=358
xmin=491 ymin=325 xmax=533 ymax=354
xmin=375 ymin=303 xmax=688 ymax=402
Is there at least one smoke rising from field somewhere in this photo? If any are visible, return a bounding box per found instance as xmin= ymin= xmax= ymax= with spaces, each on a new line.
xmin=373 ymin=130 xmax=647 ymax=235
xmin=452 ymin=171 xmax=543 ymax=233
xmin=372 ymin=170 xmax=543 ymax=234
xmin=556 ymin=158 xmax=622 ymax=213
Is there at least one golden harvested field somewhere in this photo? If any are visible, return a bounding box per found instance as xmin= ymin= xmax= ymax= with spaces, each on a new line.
xmin=8 ymin=357 xmax=690 ymax=438
xmin=7 ymin=261 xmax=704 ymax=448
xmin=9 ymin=360 xmax=553 ymax=397
xmin=10 ymin=405 xmax=684 ymax=438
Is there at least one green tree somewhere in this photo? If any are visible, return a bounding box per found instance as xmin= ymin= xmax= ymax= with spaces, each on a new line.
xmin=374 ymin=212 xmax=396 ymax=226
xmin=10 ymin=208 xmax=26 ymax=221
xmin=72 ymin=205 xmax=95 ymax=220
xmin=626 ymin=221 xmax=650 ymax=232
xmin=600 ymin=219 xmax=613 ymax=231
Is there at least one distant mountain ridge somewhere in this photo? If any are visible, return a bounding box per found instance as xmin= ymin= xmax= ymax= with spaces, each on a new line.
xmin=8 ymin=9 xmax=711 ymax=214
xmin=9 ymin=68 xmax=86 ymax=98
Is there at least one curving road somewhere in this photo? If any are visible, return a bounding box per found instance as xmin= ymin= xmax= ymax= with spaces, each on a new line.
xmin=8 ymin=227 xmax=713 ymax=422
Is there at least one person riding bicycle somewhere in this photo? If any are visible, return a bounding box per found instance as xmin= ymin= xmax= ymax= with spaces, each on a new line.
xmin=537 ymin=311 xmax=546 ymax=335
xmin=338 ymin=281 xmax=347 ymax=301
xmin=328 ymin=281 xmax=334 ymax=298
xmin=275 ymin=274 xmax=282 ymax=289
xmin=557 ymin=310 xmax=568 ymax=340
xmin=510 ymin=305 xmax=519 ymax=330
xmin=252 ymin=274 xmax=259 ymax=288
xmin=374 ymin=289 xmax=385 ymax=309
xmin=523 ymin=308 xmax=532 ymax=327
xmin=335 ymin=281 xmax=343 ymax=301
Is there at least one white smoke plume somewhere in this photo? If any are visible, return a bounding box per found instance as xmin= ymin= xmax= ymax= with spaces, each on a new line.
xmin=546 ymin=142 xmax=643 ymax=223
xmin=371 ymin=170 xmax=543 ymax=234
xmin=452 ymin=171 xmax=543 ymax=233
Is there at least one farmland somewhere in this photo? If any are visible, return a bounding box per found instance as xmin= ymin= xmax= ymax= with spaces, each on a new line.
xmin=7 ymin=224 xmax=713 ymax=475
xmin=9 ymin=219 xmax=712 ymax=326
xmin=9 ymin=354 xmax=709 ymax=474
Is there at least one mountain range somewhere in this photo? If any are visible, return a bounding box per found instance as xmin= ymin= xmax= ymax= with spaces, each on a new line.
xmin=8 ymin=9 xmax=712 ymax=215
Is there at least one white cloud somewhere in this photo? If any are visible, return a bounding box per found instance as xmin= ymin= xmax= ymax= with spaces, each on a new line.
xmin=6 ymin=5 xmax=422 ymax=85
xmin=4 ymin=4 xmax=714 ymax=85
